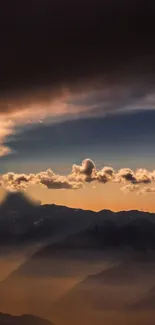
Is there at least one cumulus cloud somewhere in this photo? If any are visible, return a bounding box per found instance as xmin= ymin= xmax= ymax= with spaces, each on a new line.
xmin=72 ymin=158 xmax=95 ymax=176
xmin=1 ymin=158 xmax=155 ymax=194
xmin=121 ymin=184 xmax=140 ymax=193
xmin=71 ymin=159 xmax=115 ymax=183
xmin=71 ymin=159 xmax=155 ymax=194
xmin=0 ymin=169 xmax=83 ymax=191
xmin=139 ymin=187 xmax=155 ymax=195
xmin=95 ymin=166 xmax=114 ymax=184
xmin=72 ymin=158 xmax=97 ymax=182
xmin=116 ymin=168 xmax=152 ymax=184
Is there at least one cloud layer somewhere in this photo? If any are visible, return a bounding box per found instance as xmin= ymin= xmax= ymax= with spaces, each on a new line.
xmin=1 ymin=85 xmax=155 ymax=157
xmin=1 ymin=158 xmax=155 ymax=195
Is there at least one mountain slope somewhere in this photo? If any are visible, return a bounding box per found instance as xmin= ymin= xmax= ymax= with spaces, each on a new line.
xmin=51 ymin=259 xmax=155 ymax=325
xmin=0 ymin=192 xmax=98 ymax=245
xmin=0 ymin=312 xmax=53 ymax=325
xmin=1 ymin=213 xmax=155 ymax=317
xmin=130 ymin=283 xmax=155 ymax=310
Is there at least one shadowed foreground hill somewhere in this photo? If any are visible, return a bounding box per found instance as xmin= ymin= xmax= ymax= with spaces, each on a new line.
xmin=0 ymin=313 xmax=53 ymax=325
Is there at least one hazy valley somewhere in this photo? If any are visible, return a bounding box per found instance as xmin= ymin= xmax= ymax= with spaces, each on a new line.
xmin=0 ymin=193 xmax=155 ymax=324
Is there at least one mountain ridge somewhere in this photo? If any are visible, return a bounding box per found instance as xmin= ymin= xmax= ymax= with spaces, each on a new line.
xmin=0 ymin=312 xmax=53 ymax=325
xmin=1 ymin=190 xmax=155 ymax=214
xmin=0 ymin=191 xmax=155 ymax=247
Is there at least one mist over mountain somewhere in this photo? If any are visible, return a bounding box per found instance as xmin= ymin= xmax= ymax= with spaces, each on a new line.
xmin=1 ymin=198 xmax=155 ymax=318
xmin=48 ymin=258 xmax=155 ymax=325
xmin=55 ymin=258 xmax=155 ymax=311
xmin=129 ymin=279 xmax=155 ymax=310
xmin=0 ymin=193 xmax=155 ymax=322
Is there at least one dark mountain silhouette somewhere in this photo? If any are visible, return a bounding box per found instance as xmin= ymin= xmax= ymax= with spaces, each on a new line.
xmin=0 ymin=191 xmax=155 ymax=248
xmin=0 ymin=192 xmax=97 ymax=245
xmin=0 ymin=312 xmax=53 ymax=325
xmin=33 ymin=216 xmax=155 ymax=258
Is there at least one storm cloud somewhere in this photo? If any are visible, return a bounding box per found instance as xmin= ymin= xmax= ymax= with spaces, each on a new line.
xmin=0 ymin=1 xmax=155 ymax=113
xmin=0 ymin=1 xmax=155 ymax=96
xmin=0 ymin=1 xmax=155 ymax=155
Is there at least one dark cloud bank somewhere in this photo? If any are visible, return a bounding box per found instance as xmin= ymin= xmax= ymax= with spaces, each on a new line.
xmin=0 ymin=0 xmax=155 ymax=108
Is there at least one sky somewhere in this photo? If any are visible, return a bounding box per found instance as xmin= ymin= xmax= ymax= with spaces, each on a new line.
xmin=0 ymin=0 xmax=155 ymax=211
